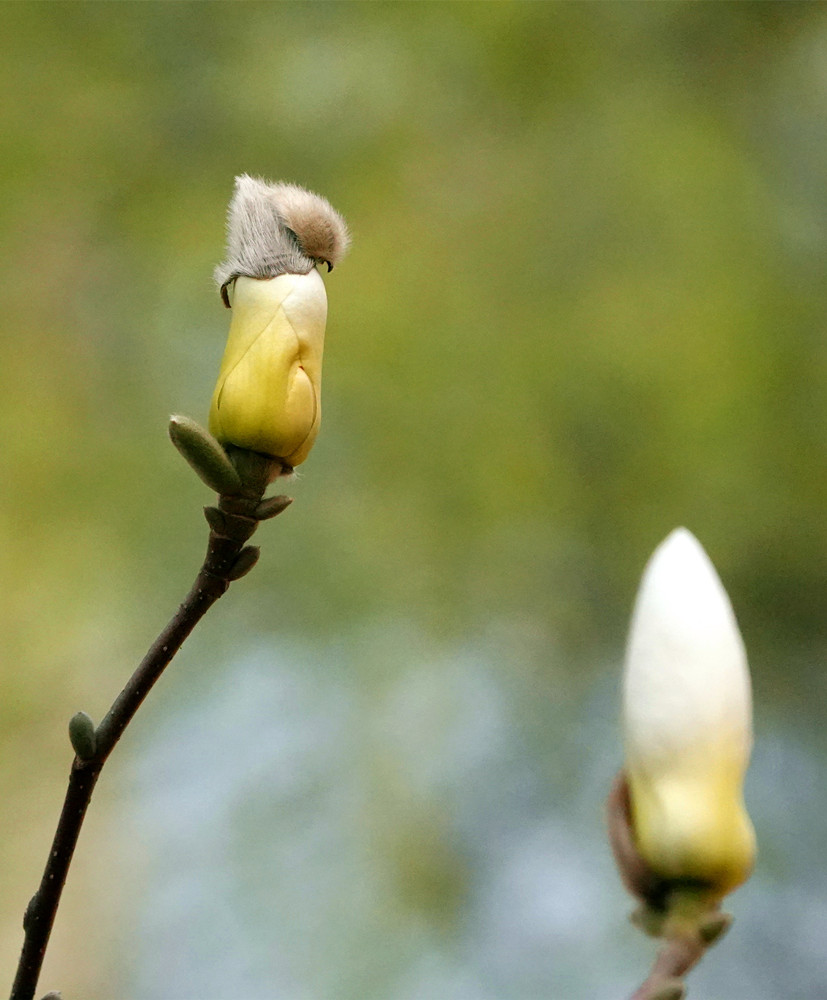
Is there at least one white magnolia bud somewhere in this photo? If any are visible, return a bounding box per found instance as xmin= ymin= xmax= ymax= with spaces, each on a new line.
xmin=622 ymin=528 xmax=755 ymax=899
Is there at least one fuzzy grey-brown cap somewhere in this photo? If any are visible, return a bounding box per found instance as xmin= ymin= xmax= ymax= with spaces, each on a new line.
xmin=215 ymin=175 xmax=350 ymax=306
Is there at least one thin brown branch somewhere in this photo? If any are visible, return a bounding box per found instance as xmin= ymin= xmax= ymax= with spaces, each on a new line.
xmin=627 ymin=900 xmax=731 ymax=1000
xmin=10 ymin=464 xmax=280 ymax=1000
xmin=629 ymin=930 xmax=706 ymax=1000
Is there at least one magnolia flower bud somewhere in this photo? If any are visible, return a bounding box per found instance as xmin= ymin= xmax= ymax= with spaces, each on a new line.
xmin=622 ymin=528 xmax=755 ymax=900
xmin=209 ymin=271 xmax=327 ymax=465
xmin=209 ymin=176 xmax=349 ymax=467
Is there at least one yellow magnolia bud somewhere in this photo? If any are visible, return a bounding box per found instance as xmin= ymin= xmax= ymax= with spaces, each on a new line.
xmin=209 ymin=270 xmax=327 ymax=466
xmin=622 ymin=528 xmax=755 ymax=900
xmin=209 ymin=175 xmax=349 ymax=468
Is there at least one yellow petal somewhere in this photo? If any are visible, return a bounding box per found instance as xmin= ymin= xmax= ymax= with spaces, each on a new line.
xmin=628 ymin=743 xmax=755 ymax=895
xmin=209 ymin=271 xmax=327 ymax=464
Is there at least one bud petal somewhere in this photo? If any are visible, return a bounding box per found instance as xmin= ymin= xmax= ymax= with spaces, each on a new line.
xmin=208 ymin=271 xmax=326 ymax=465
xmin=622 ymin=528 xmax=755 ymax=898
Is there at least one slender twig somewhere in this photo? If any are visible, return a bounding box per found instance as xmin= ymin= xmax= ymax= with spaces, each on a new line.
xmin=628 ymin=907 xmax=731 ymax=1000
xmin=629 ymin=930 xmax=706 ymax=1000
xmin=10 ymin=459 xmax=281 ymax=1000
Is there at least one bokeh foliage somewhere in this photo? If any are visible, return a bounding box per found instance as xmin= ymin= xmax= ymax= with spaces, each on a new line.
xmin=2 ymin=3 xmax=827 ymax=997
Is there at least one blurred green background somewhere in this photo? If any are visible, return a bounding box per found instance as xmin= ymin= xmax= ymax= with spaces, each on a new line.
xmin=1 ymin=2 xmax=826 ymax=997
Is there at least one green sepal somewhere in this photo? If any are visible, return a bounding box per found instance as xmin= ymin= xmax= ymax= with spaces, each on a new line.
xmin=69 ymin=711 xmax=97 ymax=761
xmin=227 ymin=545 xmax=260 ymax=580
xmin=225 ymin=445 xmax=283 ymax=493
xmin=254 ymin=495 xmax=293 ymax=520
xmin=169 ymin=416 xmax=243 ymax=495
xmin=630 ymin=904 xmax=667 ymax=939
xmin=698 ymin=911 xmax=731 ymax=945
xmin=204 ymin=506 xmax=228 ymax=534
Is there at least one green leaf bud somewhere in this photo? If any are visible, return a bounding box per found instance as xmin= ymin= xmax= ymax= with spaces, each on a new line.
xmin=23 ymin=893 xmax=38 ymax=931
xmin=254 ymin=495 xmax=293 ymax=520
xmin=203 ymin=506 xmax=228 ymax=534
xmin=168 ymin=415 xmax=243 ymax=496
xmin=68 ymin=711 xmax=97 ymax=761
xmin=227 ymin=545 xmax=260 ymax=581
xmin=698 ymin=911 xmax=732 ymax=945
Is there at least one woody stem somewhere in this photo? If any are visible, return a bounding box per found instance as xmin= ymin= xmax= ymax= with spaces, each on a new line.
xmin=9 ymin=465 xmax=275 ymax=1000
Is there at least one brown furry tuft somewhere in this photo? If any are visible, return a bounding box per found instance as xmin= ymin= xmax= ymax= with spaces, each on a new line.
xmin=214 ymin=175 xmax=350 ymax=305
xmin=270 ymin=182 xmax=351 ymax=270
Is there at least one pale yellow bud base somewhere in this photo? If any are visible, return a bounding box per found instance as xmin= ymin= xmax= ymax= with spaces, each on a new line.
xmin=627 ymin=760 xmax=755 ymax=901
xmin=608 ymin=772 xmax=742 ymax=1000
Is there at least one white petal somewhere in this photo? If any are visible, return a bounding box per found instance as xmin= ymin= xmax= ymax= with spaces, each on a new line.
xmin=623 ymin=528 xmax=752 ymax=774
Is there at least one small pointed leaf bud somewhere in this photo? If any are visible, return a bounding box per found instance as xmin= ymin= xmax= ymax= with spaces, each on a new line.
xmin=169 ymin=415 xmax=242 ymax=495
xmin=203 ymin=506 xmax=228 ymax=534
xmin=68 ymin=711 xmax=97 ymax=761
xmin=227 ymin=545 xmax=260 ymax=581
xmin=622 ymin=528 xmax=755 ymax=902
xmin=698 ymin=911 xmax=732 ymax=945
xmin=254 ymin=495 xmax=293 ymax=520
xmin=23 ymin=894 xmax=38 ymax=931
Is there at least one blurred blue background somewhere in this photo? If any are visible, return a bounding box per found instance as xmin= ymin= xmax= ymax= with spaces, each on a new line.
xmin=1 ymin=3 xmax=826 ymax=997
